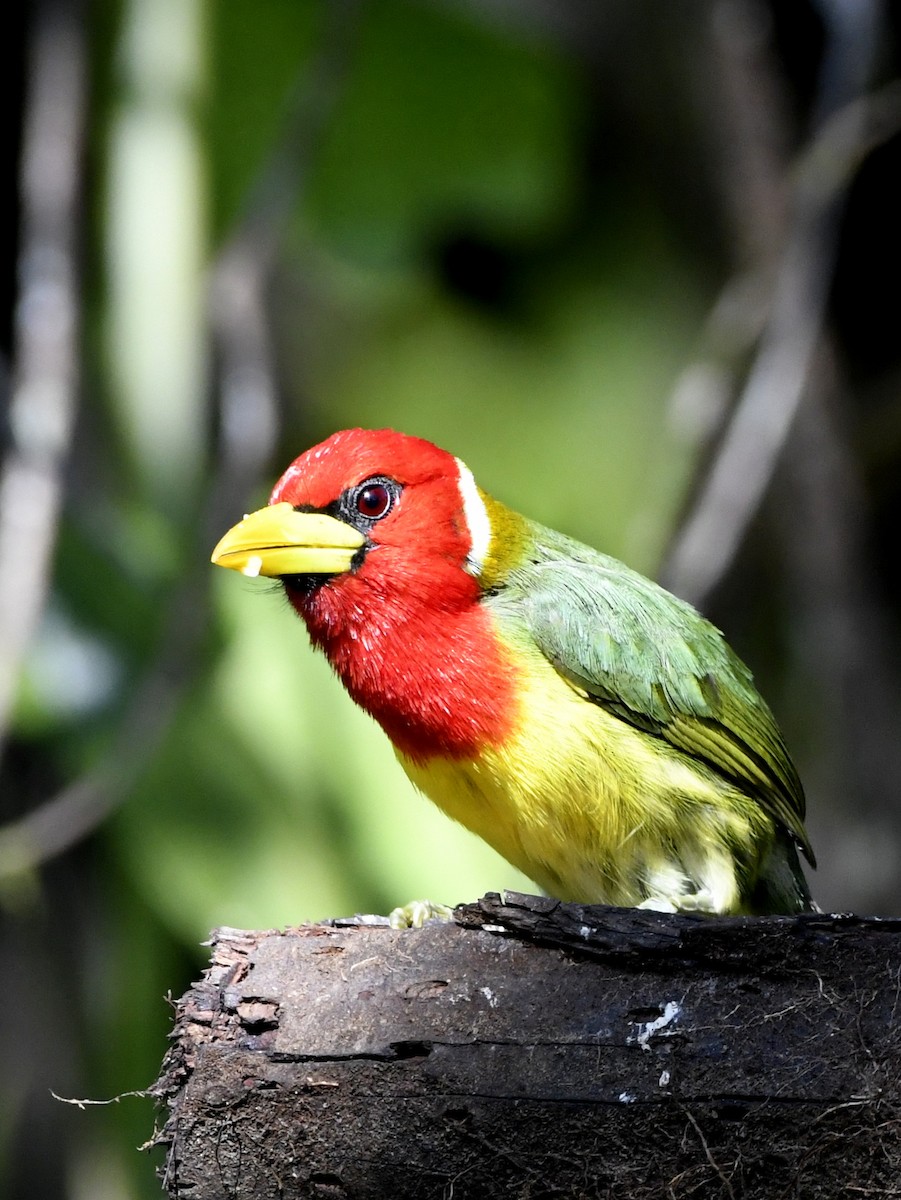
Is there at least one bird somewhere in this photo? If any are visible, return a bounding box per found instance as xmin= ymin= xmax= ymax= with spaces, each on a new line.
xmin=211 ymin=427 xmax=815 ymax=918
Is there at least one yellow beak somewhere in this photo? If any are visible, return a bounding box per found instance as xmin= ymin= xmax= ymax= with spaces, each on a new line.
xmin=210 ymin=502 xmax=366 ymax=578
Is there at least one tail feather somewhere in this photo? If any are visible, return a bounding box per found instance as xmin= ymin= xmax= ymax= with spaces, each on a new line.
xmin=749 ymin=830 xmax=817 ymax=914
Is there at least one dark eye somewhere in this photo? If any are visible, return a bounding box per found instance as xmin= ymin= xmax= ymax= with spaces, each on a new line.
xmin=353 ymin=480 xmax=395 ymax=520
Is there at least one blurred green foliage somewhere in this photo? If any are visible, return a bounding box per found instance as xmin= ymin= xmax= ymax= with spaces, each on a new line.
xmin=4 ymin=1 xmax=900 ymax=1197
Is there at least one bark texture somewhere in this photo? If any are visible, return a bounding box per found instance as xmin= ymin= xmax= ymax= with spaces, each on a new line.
xmin=152 ymin=893 xmax=901 ymax=1199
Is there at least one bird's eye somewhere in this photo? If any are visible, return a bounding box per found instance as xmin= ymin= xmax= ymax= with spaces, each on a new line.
xmin=353 ymin=480 xmax=395 ymax=520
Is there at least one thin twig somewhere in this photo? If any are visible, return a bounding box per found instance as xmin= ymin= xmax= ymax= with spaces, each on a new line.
xmin=51 ymin=1088 xmax=153 ymax=1109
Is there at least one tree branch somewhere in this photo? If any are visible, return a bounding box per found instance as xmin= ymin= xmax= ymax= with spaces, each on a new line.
xmin=152 ymin=894 xmax=901 ymax=1199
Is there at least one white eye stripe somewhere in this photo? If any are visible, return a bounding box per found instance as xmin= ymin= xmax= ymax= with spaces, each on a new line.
xmin=455 ymin=458 xmax=491 ymax=578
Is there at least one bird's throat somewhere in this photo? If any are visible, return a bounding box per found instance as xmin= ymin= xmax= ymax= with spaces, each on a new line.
xmin=294 ymin=581 xmax=519 ymax=763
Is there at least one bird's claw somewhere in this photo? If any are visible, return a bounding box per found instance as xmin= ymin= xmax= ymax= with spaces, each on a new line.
xmin=637 ymin=897 xmax=679 ymax=914
xmin=638 ymin=889 xmax=719 ymax=915
xmin=388 ymin=900 xmax=454 ymax=929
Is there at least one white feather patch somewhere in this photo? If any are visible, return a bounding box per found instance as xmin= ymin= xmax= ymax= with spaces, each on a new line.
xmin=455 ymin=458 xmax=491 ymax=578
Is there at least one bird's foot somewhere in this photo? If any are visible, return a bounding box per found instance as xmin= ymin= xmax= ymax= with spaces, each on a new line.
xmin=637 ymin=888 xmax=720 ymax=915
xmin=671 ymin=888 xmax=720 ymax=914
xmin=636 ymin=897 xmax=679 ymax=914
xmin=388 ymin=899 xmax=455 ymax=929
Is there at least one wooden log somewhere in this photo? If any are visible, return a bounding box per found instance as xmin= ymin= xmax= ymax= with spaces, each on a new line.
xmin=151 ymin=892 xmax=901 ymax=1199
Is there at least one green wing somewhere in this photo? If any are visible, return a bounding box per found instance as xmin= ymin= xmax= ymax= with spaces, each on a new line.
xmin=492 ymin=526 xmax=814 ymax=865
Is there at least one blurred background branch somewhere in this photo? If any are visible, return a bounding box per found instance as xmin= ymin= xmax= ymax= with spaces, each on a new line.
xmin=0 ymin=0 xmax=84 ymax=758
xmin=1 ymin=2 xmax=900 ymax=1197
xmin=0 ymin=0 xmax=363 ymax=889
xmin=210 ymin=0 xmax=363 ymax=503
xmin=663 ymin=78 xmax=901 ymax=606
xmin=660 ymin=0 xmax=886 ymax=605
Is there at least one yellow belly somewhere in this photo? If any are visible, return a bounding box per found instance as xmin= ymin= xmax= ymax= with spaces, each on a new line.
xmin=397 ymin=645 xmax=773 ymax=913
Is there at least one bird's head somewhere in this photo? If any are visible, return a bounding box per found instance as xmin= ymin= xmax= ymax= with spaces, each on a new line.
xmin=212 ymin=429 xmax=525 ymax=757
xmin=211 ymin=428 xmax=525 ymax=627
